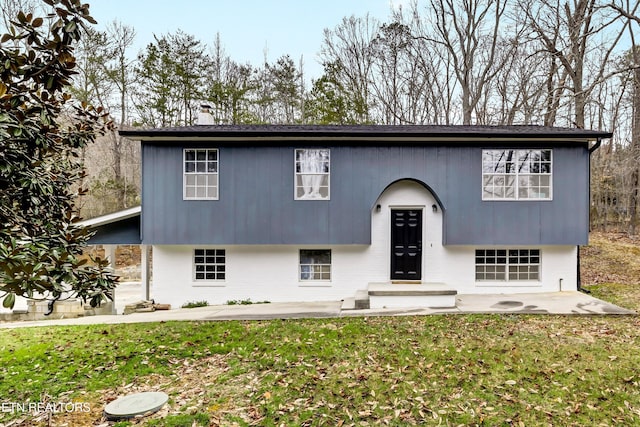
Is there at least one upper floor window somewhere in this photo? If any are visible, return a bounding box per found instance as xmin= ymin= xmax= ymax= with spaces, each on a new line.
xmin=295 ymin=149 xmax=330 ymax=200
xmin=482 ymin=149 xmax=552 ymax=200
xmin=184 ymin=149 xmax=218 ymax=200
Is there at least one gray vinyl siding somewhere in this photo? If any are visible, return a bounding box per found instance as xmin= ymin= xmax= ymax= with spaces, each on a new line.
xmin=88 ymin=216 xmax=142 ymax=245
xmin=141 ymin=142 xmax=590 ymax=245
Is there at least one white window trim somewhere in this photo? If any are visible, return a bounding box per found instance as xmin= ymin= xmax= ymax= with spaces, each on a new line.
xmin=192 ymin=248 xmax=226 ymax=285
xmin=475 ymin=281 xmax=542 ymax=288
xmin=481 ymin=149 xmax=553 ymax=201
xmin=183 ymin=148 xmax=219 ymax=201
xmin=298 ymin=249 xmax=332 ymax=285
xmin=474 ymin=248 xmax=541 ymax=284
xmin=294 ymin=149 xmax=330 ymax=201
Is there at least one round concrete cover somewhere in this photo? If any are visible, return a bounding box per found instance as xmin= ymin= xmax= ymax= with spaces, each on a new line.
xmin=104 ymin=391 xmax=169 ymax=420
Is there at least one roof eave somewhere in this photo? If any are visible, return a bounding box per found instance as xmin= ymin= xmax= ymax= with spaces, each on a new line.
xmin=118 ymin=132 xmax=613 ymax=143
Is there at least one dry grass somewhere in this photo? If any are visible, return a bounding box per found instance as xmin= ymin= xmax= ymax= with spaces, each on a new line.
xmin=581 ymin=231 xmax=640 ymax=286
xmin=581 ymin=231 xmax=640 ymax=311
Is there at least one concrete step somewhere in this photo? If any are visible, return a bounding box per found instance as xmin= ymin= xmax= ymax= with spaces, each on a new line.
xmin=341 ymin=297 xmax=356 ymax=310
xmin=341 ymin=290 xmax=370 ymax=310
xmin=355 ymin=289 xmax=370 ymax=309
xmin=368 ymin=282 xmax=457 ymax=309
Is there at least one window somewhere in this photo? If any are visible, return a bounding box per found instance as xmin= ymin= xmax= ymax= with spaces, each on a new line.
xmin=184 ymin=149 xmax=218 ymax=200
xmin=482 ymin=149 xmax=552 ymax=200
xmin=295 ymin=149 xmax=330 ymax=200
xmin=475 ymin=249 xmax=540 ymax=281
xmin=299 ymin=250 xmax=331 ymax=281
xmin=194 ymin=249 xmax=225 ymax=281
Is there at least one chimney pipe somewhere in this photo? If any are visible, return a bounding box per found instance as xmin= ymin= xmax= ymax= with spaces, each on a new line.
xmin=197 ymin=104 xmax=215 ymax=125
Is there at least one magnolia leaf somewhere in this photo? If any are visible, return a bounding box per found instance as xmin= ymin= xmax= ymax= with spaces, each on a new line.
xmin=2 ymin=293 xmax=16 ymax=309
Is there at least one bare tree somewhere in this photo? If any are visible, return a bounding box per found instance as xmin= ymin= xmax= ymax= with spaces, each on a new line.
xmin=104 ymin=22 xmax=138 ymax=211
xmin=607 ymin=0 xmax=640 ymax=234
xmin=319 ymin=15 xmax=379 ymax=123
xmin=493 ymin=38 xmax=547 ymax=125
xmin=368 ymin=20 xmax=443 ymax=124
xmin=73 ymin=21 xmax=139 ymax=216
xmin=370 ymin=22 xmax=414 ymax=124
xmin=521 ymin=0 xmax=629 ymax=128
xmin=426 ymin=0 xmax=512 ymax=125
xmin=398 ymin=6 xmax=460 ymax=124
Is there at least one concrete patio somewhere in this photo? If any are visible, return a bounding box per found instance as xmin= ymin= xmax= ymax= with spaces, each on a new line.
xmin=0 ymin=285 xmax=634 ymax=329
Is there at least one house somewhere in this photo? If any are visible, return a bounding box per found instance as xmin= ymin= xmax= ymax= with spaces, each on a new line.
xmin=93 ymin=124 xmax=611 ymax=309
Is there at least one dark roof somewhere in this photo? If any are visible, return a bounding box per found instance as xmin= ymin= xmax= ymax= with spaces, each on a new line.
xmin=119 ymin=124 xmax=612 ymax=141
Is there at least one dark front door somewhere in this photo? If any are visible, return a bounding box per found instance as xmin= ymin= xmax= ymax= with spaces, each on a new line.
xmin=391 ymin=209 xmax=422 ymax=280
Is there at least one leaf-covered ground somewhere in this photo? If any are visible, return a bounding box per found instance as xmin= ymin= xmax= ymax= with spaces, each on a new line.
xmin=581 ymin=231 xmax=640 ymax=312
xmin=1 ymin=315 xmax=640 ymax=427
xmin=0 ymin=233 xmax=638 ymax=427
xmin=581 ymin=232 xmax=640 ymax=288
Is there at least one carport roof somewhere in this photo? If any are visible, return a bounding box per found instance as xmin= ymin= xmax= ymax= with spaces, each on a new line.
xmin=78 ymin=207 xmax=141 ymax=245
xmin=78 ymin=206 xmax=141 ymax=228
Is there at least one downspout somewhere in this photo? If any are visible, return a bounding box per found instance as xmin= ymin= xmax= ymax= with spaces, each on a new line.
xmin=579 ymin=138 xmax=603 ymax=293
xmin=588 ymin=138 xmax=602 ymax=154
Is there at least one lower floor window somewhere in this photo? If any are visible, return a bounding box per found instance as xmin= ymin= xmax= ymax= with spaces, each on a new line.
xmin=299 ymin=249 xmax=331 ymax=281
xmin=475 ymin=249 xmax=540 ymax=281
xmin=194 ymin=249 xmax=225 ymax=281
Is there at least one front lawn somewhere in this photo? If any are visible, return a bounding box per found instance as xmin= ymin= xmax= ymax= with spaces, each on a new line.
xmin=1 ymin=304 xmax=639 ymax=426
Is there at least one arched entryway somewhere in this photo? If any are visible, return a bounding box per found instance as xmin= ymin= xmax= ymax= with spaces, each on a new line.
xmin=371 ymin=179 xmax=444 ymax=282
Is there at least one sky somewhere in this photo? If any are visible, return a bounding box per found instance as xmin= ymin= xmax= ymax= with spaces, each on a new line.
xmin=89 ymin=0 xmax=404 ymax=80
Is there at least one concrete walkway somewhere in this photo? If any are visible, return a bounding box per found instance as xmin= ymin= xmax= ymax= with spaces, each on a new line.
xmin=0 ymin=291 xmax=634 ymax=329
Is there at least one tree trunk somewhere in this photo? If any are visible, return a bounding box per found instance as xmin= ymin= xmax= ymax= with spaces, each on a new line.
xmin=629 ymin=64 xmax=640 ymax=235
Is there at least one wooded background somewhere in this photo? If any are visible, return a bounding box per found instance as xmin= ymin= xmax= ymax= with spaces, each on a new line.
xmin=3 ymin=0 xmax=640 ymax=234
